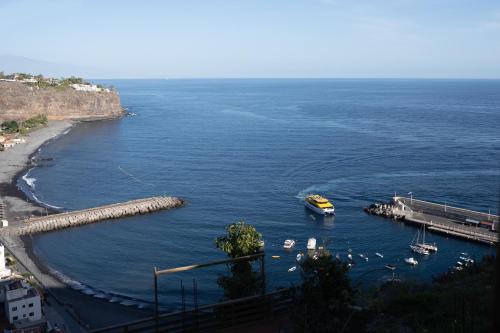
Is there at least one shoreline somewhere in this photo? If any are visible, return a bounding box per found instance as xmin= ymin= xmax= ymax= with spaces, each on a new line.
xmin=0 ymin=120 xmax=152 ymax=329
xmin=0 ymin=121 xmax=74 ymax=219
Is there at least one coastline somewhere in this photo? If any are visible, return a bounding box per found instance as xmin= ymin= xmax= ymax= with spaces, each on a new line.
xmin=0 ymin=120 xmax=74 ymax=222
xmin=0 ymin=121 xmax=152 ymax=329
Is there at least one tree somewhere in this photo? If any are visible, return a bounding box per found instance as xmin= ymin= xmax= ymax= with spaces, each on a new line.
xmin=215 ymin=221 xmax=262 ymax=258
xmin=215 ymin=221 xmax=264 ymax=299
xmin=1 ymin=120 xmax=19 ymax=133
xmin=293 ymin=249 xmax=354 ymax=332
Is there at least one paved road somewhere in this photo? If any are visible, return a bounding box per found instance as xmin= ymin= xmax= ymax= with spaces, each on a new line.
xmin=394 ymin=196 xmax=498 ymax=244
xmin=397 ymin=197 xmax=498 ymax=224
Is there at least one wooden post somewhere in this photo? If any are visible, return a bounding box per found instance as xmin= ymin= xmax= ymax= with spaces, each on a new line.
xmin=154 ymin=267 xmax=159 ymax=332
xmin=260 ymin=254 xmax=266 ymax=295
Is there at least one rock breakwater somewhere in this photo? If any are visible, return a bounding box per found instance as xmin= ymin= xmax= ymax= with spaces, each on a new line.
xmin=363 ymin=202 xmax=398 ymax=218
xmin=11 ymin=196 xmax=184 ymax=235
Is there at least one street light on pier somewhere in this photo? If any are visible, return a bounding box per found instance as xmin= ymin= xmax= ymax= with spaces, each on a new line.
xmin=408 ymin=192 xmax=413 ymax=205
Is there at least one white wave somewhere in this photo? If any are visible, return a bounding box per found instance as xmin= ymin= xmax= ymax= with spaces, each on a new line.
xmin=93 ymin=293 xmax=108 ymax=299
xmin=22 ymin=170 xmax=37 ymax=189
xmin=82 ymin=288 xmax=96 ymax=295
xmin=46 ymin=265 xmax=153 ymax=308
xmin=120 ymin=300 xmax=137 ymax=306
xmin=31 ymin=194 xmax=63 ymax=210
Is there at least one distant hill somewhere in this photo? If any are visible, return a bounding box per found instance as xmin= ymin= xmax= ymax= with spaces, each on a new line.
xmin=0 ymin=54 xmax=117 ymax=78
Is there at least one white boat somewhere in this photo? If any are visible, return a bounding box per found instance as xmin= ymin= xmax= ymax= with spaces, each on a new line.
xmin=288 ymin=266 xmax=297 ymax=272
xmin=375 ymin=252 xmax=384 ymax=258
xmin=304 ymin=194 xmax=335 ymax=215
xmin=347 ymin=253 xmax=353 ymax=260
xmin=410 ymin=245 xmax=430 ymax=255
xmin=335 ymin=253 xmax=340 ymax=260
xmin=405 ymin=257 xmax=418 ymax=265
xmin=410 ymin=230 xmax=430 ymax=255
xmin=283 ymin=239 xmax=296 ymax=249
xmin=418 ymin=225 xmax=438 ymax=252
xmin=307 ymin=237 xmax=317 ymax=250
xmin=385 ymin=264 xmax=396 ymax=270
xmin=296 ymin=253 xmax=304 ymax=262
xmin=359 ymin=254 xmax=368 ymax=261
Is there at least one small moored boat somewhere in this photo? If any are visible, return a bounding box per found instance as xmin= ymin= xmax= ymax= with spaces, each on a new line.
xmin=288 ymin=266 xmax=297 ymax=272
xmin=375 ymin=252 xmax=384 ymax=258
xmin=307 ymin=237 xmax=317 ymax=250
xmin=385 ymin=264 xmax=396 ymax=270
xmin=283 ymin=239 xmax=296 ymax=249
xmin=405 ymin=257 xmax=418 ymax=265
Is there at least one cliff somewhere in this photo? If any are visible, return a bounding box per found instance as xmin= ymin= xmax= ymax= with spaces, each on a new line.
xmin=0 ymin=81 xmax=124 ymax=121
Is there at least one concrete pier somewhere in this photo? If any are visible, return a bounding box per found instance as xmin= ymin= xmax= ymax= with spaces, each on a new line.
xmin=9 ymin=196 xmax=184 ymax=235
xmin=391 ymin=196 xmax=498 ymax=245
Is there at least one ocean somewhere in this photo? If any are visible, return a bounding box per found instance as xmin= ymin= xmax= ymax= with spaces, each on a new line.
xmin=19 ymin=79 xmax=499 ymax=309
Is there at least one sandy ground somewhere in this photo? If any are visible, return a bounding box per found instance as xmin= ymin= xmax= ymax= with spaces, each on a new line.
xmin=0 ymin=122 xmax=152 ymax=330
xmin=0 ymin=121 xmax=73 ymax=222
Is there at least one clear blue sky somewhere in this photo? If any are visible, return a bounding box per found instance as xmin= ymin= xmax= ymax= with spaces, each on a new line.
xmin=1 ymin=0 xmax=499 ymax=78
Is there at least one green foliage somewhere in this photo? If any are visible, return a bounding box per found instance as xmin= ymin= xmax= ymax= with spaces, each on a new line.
xmin=1 ymin=120 xmax=19 ymax=133
xmin=365 ymin=255 xmax=495 ymax=333
xmin=1 ymin=115 xmax=48 ymax=134
xmin=21 ymin=114 xmax=48 ymax=129
xmin=15 ymin=73 xmax=31 ymax=80
xmin=61 ymin=76 xmax=87 ymax=85
xmin=215 ymin=221 xmax=262 ymax=258
xmin=292 ymin=249 xmax=355 ymax=332
xmin=215 ymin=221 xmax=264 ymax=300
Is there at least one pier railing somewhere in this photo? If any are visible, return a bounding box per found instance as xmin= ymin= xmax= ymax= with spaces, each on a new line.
xmin=391 ymin=196 xmax=498 ymax=245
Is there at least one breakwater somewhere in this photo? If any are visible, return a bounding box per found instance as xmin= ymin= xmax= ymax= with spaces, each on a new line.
xmin=365 ymin=196 xmax=498 ymax=245
xmin=10 ymin=196 xmax=184 ymax=235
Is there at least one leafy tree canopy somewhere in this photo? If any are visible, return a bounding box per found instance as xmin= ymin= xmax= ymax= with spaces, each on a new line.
xmin=215 ymin=221 xmax=262 ymax=258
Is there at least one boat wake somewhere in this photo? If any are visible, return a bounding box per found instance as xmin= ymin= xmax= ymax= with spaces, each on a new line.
xmin=296 ymin=168 xmax=500 ymax=201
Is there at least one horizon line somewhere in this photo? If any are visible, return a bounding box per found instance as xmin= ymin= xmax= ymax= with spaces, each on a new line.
xmin=90 ymin=77 xmax=500 ymax=80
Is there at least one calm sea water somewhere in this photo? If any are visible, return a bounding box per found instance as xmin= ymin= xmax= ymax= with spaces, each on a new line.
xmin=22 ymin=79 xmax=499 ymax=309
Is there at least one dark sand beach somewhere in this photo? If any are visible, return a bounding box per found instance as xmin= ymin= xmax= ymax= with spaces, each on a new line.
xmin=0 ymin=121 xmax=153 ymax=330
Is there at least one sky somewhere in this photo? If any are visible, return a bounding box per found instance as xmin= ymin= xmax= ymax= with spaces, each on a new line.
xmin=1 ymin=0 xmax=500 ymax=78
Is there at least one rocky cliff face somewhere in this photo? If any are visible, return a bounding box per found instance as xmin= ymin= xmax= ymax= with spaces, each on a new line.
xmin=0 ymin=81 xmax=124 ymax=121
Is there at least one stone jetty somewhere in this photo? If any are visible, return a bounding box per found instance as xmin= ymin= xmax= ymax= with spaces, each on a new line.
xmin=12 ymin=196 xmax=184 ymax=235
xmin=365 ymin=196 xmax=498 ymax=245
xmin=364 ymin=202 xmax=399 ymax=219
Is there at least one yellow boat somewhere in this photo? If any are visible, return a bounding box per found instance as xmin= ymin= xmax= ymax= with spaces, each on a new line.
xmin=304 ymin=194 xmax=335 ymax=215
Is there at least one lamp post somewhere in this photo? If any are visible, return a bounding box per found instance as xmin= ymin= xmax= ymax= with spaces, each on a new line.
xmin=408 ymin=192 xmax=413 ymax=205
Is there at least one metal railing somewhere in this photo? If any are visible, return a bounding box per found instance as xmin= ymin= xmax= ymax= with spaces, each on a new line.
xmin=89 ymin=288 xmax=293 ymax=333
